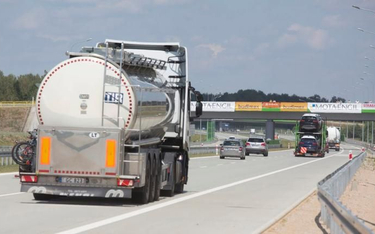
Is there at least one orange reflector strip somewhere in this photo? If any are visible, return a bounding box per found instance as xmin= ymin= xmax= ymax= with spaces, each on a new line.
xmin=106 ymin=139 xmax=116 ymax=168
xmin=40 ymin=137 xmax=51 ymax=165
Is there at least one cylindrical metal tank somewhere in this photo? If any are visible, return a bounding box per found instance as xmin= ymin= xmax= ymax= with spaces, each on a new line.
xmin=36 ymin=56 xmax=176 ymax=141
xmin=327 ymin=127 xmax=340 ymax=143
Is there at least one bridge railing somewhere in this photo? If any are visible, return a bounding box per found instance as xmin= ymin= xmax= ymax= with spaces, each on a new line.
xmin=317 ymin=152 xmax=373 ymax=234
xmin=0 ymin=101 xmax=34 ymax=107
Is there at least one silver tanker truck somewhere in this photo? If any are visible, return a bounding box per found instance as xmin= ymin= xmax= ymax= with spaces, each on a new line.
xmin=18 ymin=39 xmax=203 ymax=204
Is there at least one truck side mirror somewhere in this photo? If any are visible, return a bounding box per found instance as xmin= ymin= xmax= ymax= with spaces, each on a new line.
xmin=195 ymin=101 xmax=203 ymax=117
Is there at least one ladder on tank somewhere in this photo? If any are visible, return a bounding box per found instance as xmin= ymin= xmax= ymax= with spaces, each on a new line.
xmin=101 ymin=42 xmax=125 ymax=128
xmin=100 ymin=41 xmax=153 ymax=177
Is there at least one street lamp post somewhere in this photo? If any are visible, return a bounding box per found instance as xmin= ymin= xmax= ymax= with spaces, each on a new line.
xmin=360 ymin=77 xmax=374 ymax=102
xmin=352 ymin=5 xmax=375 ymax=14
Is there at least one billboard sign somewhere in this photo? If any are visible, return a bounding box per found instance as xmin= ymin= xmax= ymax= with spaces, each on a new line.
xmin=362 ymin=103 xmax=375 ymax=113
xmin=262 ymin=102 xmax=280 ymax=111
xmin=280 ymin=102 xmax=308 ymax=112
xmin=308 ymin=103 xmax=361 ymax=113
xmin=235 ymin=102 xmax=262 ymax=111
xmin=191 ymin=101 xmax=235 ymax=112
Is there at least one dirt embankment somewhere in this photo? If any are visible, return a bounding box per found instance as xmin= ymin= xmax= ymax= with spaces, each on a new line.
xmin=0 ymin=107 xmax=30 ymax=145
xmin=263 ymin=153 xmax=375 ymax=234
xmin=340 ymin=155 xmax=375 ymax=231
xmin=0 ymin=107 xmax=30 ymax=132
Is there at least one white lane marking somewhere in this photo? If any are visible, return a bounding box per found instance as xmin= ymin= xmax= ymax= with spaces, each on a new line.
xmin=191 ymin=155 xmax=217 ymax=160
xmin=0 ymin=172 xmax=18 ymax=177
xmin=0 ymin=192 xmax=24 ymax=198
xmin=57 ymin=150 xmax=343 ymax=234
xmin=199 ymin=166 xmax=208 ymax=168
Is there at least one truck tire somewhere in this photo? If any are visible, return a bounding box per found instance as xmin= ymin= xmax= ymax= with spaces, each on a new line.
xmin=164 ymin=162 xmax=175 ymax=197
xmin=149 ymin=157 xmax=156 ymax=202
xmin=33 ymin=193 xmax=54 ymax=201
xmin=154 ymin=158 xmax=161 ymax=201
xmin=245 ymin=152 xmax=249 ymax=156
xmin=134 ymin=157 xmax=151 ymax=204
xmin=175 ymin=183 xmax=184 ymax=194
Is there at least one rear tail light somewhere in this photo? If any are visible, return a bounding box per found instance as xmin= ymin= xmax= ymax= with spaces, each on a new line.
xmin=21 ymin=175 xmax=38 ymax=183
xmin=117 ymin=179 xmax=133 ymax=187
xmin=239 ymin=147 xmax=243 ymax=152
xmin=261 ymin=142 xmax=266 ymax=146
xmin=312 ymin=142 xmax=318 ymax=146
xmin=246 ymin=142 xmax=250 ymax=146
xmin=300 ymin=120 xmax=305 ymax=122
xmin=313 ymin=120 xmax=318 ymax=123
xmin=299 ymin=142 xmax=304 ymax=145
xmin=220 ymin=146 xmax=224 ymax=150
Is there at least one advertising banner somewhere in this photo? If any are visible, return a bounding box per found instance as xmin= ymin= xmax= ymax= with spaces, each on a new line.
xmin=308 ymin=103 xmax=361 ymax=113
xmin=235 ymin=102 xmax=262 ymax=111
xmin=280 ymin=102 xmax=308 ymax=112
xmin=262 ymin=102 xmax=280 ymax=112
xmin=362 ymin=103 xmax=375 ymax=113
xmin=191 ymin=101 xmax=235 ymax=112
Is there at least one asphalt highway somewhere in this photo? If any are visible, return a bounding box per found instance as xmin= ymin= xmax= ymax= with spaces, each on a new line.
xmin=0 ymin=143 xmax=361 ymax=234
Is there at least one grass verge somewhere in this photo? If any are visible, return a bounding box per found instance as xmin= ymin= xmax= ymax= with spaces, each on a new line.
xmin=0 ymin=164 xmax=18 ymax=173
xmin=0 ymin=131 xmax=28 ymax=146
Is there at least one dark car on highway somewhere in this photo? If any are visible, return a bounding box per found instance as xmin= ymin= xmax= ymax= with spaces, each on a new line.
xmin=299 ymin=113 xmax=323 ymax=132
xmin=220 ymin=139 xmax=245 ymax=160
xmin=298 ymin=136 xmax=319 ymax=154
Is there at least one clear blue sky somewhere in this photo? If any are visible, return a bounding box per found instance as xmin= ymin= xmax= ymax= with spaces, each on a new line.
xmin=1 ymin=0 xmax=375 ymax=102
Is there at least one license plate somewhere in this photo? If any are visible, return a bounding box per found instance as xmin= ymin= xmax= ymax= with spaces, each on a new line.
xmin=59 ymin=177 xmax=87 ymax=184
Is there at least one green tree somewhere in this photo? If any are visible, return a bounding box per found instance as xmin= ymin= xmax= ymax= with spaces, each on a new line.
xmin=15 ymin=73 xmax=42 ymax=100
xmin=0 ymin=71 xmax=18 ymax=101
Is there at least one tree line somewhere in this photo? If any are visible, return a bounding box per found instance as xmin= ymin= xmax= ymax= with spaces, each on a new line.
xmin=202 ymin=89 xmax=346 ymax=103
xmin=0 ymin=70 xmax=45 ymax=101
xmin=0 ymin=70 xmax=345 ymax=103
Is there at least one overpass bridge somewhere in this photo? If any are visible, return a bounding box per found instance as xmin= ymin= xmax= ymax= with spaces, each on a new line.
xmin=191 ymin=101 xmax=375 ymax=140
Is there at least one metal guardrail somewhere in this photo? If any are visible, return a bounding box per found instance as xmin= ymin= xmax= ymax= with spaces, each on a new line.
xmin=317 ymin=152 xmax=373 ymax=234
xmin=190 ymin=146 xmax=217 ymax=155
xmin=0 ymin=146 xmax=15 ymax=166
xmin=189 ymin=144 xmax=283 ymax=155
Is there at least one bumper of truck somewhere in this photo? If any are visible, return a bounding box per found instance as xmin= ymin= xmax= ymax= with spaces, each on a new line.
xmin=21 ymin=184 xmax=132 ymax=198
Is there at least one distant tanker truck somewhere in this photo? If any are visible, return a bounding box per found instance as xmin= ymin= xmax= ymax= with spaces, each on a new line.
xmin=17 ymin=39 xmax=203 ymax=204
xmin=327 ymin=127 xmax=341 ymax=151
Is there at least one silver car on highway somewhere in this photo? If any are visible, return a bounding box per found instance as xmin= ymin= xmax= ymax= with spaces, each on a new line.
xmin=245 ymin=137 xmax=268 ymax=156
xmin=220 ymin=139 xmax=245 ymax=160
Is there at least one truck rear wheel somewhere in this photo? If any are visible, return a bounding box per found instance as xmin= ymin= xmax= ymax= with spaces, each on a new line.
xmin=134 ymin=157 xmax=151 ymax=204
